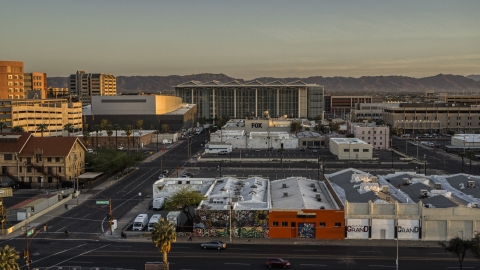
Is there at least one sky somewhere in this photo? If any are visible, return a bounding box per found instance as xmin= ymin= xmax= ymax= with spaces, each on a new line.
xmin=1 ymin=1 xmax=479 ymax=79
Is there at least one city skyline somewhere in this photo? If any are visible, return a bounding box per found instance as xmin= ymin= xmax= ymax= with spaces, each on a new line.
xmin=1 ymin=0 xmax=479 ymax=79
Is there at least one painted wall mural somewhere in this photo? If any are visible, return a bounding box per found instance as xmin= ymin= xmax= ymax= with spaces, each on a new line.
xmin=298 ymin=223 xmax=315 ymax=238
xmin=193 ymin=209 xmax=269 ymax=238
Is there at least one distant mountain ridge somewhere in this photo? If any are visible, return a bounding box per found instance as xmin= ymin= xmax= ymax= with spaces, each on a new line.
xmin=48 ymin=73 xmax=480 ymax=94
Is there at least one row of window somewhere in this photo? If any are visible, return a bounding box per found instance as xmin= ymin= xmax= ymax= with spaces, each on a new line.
xmin=7 ymin=95 xmax=24 ymax=99
xmin=361 ymin=130 xmax=383 ymax=134
xmin=272 ymin=222 xmax=342 ymax=227
xmin=7 ymin=75 xmax=23 ymax=79
xmin=7 ymin=81 xmax=23 ymax=86
xmin=19 ymin=166 xmax=62 ymax=173
xmin=344 ymin=149 xmax=370 ymax=152
xmin=7 ymin=88 xmax=24 ymax=92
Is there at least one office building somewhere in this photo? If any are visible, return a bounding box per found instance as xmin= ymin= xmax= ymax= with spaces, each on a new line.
xmin=329 ymin=138 xmax=373 ymax=160
xmin=24 ymin=72 xmax=48 ymax=99
xmin=324 ymin=95 xmax=383 ymax=115
xmin=69 ymin=70 xmax=116 ymax=104
xmin=349 ymin=122 xmax=390 ymax=149
xmin=0 ymin=61 xmax=25 ymax=99
xmin=175 ymin=80 xmax=324 ymax=119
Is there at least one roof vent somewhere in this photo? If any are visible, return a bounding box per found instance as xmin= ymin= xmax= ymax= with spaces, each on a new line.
xmin=468 ymin=181 xmax=475 ymax=188
xmin=420 ymin=189 xmax=428 ymax=198
xmin=386 ymin=196 xmax=391 ymax=202
xmin=382 ymin=186 xmax=390 ymax=194
xmin=310 ymin=183 xmax=315 ymax=188
xmin=283 ymin=192 xmax=288 ymax=197
xmin=472 ymin=203 xmax=479 ymax=208
xmin=282 ymin=183 xmax=287 ymax=188
xmin=315 ymin=193 xmax=322 ymax=201
xmin=402 ymin=178 xmax=411 ymax=185
xmin=371 ymin=176 xmax=378 ymax=183
xmin=434 ymin=183 xmax=442 ymax=190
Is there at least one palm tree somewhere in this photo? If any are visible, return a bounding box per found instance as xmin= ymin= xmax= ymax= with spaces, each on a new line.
xmin=112 ymin=124 xmax=121 ymax=148
xmin=0 ymin=245 xmax=20 ymax=270
xmin=92 ymin=125 xmax=101 ymax=150
xmin=36 ymin=123 xmax=49 ymax=137
xmin=151 ymin=218 xmax=176 ymax=270
xmin=465 ymin=150 xmax=476 ymax=174
xmin=459 ymin=152 xmax=466 ymax=174
xmin=100 ymin=119 xmax=109 ymax=130
xmin=106 ymin=124 xmax=113 ymax=148
xmin=124 ymin=125 xmax=133 ymax=154
xmin=277 ymin=147 xmax=284 ymax=168
xmin=11 ymin=126 xmax=25 ymax=133
xmin=83 ymin=130 xmax=91 ymax=148
xmin=0 ymin=122 xmax=7 ymax=133
xmin=63 ymin=123 xmax=74 ymax=137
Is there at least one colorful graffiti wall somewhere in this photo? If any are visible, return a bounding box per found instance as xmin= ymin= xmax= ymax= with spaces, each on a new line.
xmin=193 ymin=209 xmax=269 ymax=238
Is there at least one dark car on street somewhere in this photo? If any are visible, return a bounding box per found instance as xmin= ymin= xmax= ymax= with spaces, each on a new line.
xmin=266 ymin=258 xmax=290 ymax=268
xmin=200 ymin=240 xmax=226 ymax=250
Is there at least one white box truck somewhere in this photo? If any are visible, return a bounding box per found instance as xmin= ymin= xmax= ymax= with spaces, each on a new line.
xmin=166 ymin=211 xmax=181 ymax=229
xmin=132 ymin=214 xmax=148 ymax=231
xmin=148 ymin=214 xmax=162 ymax=231
xmin=152 ymin=197 xmax=165 ymax=210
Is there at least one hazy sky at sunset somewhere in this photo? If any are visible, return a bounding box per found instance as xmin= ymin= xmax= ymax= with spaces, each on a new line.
xmin=1 ymin=1 xmax=479 ymax=79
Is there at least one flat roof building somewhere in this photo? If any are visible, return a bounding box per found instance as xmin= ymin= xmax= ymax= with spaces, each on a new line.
xmin=0 ymin=61 xmax=24 ymax=99
xmin=329 ymin=138 xmax=373 ymax=160
xmin=69 ymin=70 xmax=116 ymax=104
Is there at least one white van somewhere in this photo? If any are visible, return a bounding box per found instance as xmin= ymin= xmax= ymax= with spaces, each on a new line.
xmin=132 ymin=214 xmax=148 ymax=231
xmin=148 ymin=214 xmax=162 ymax=231
xmin=152 ymin=197 xmax=165 ymax=210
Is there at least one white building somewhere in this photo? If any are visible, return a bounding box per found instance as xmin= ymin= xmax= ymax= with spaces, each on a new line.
xmin=152 ymin=178 xmax=216 ymax=199
xmin=329 ymin=138 xmax=373 ymax=160
xmin=204 ymin=142 xmax=233 ymax=154
xmin=349 ymin=123 xmax=390 ymax=149
xmin=451 ymin=134 xmax=480 ymax=147
xmin=210 ymin=130 xmax=298 ymax=149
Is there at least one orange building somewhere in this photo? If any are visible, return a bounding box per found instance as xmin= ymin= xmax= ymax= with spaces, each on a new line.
xmin=0 ymin=61 xmax=25 ymax=99
xmin=24 ymin=72 xmax=48 ymax=99
xmin=269 ymin=177 xmax=345 ymax=239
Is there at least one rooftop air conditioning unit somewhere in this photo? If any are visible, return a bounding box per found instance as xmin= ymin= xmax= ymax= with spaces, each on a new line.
xmin=420 ymin=189 xmax=428 ymax=198
xmin=316 ymin=193 xmax=322 ymax=201
xmin=472 ymin=203 xmax=479 ymax=208
xmin=424 ymin=204 xmax=432 ymax=208
xmin=234 ymin=191 xmax=241 ymax=196
xmin=310 ymin=183 xmax=315 ymax=188
xmin=313 ymin=188 xmax=317 ymax=192
xmin=468 ymin=181 xmax=475 ymax=188
xmin=283 ymin=192 xmax=288 ymax=197
xmin=282 ymin=183 xmax=287 ymax=188
xmin=434 ymin=183 xmax=442 ymax=190
xmin=386 ymin=196 xmax=391 ymax=202
xmin=402 ymin=178 xmax=411 ymax=185
xmin=382 ymin=186 xmax=390 ymax=194
xmin=371 ymin=176 xmax=378 ymax=183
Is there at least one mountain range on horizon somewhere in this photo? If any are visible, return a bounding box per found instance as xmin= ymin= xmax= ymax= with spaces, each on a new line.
xmin=48 ymin=73 xmax=480 ymax=94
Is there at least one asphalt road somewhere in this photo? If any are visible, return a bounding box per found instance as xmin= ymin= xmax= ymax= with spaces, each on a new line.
xmin=2 ymin=238 xmax=478 ymax=270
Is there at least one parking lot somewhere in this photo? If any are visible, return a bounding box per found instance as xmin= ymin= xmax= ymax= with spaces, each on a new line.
xmin=202 ymin=148 xmax=337 ymax=160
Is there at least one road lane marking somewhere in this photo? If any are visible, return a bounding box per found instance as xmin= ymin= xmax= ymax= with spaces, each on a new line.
xmin=369 ymin=265 xmax=395 ymax=268
xmin=225 ymin=263 xmax=250 ymax=265
xmin=447 ymin=267 xmax=475 ymax=269
xmin=45 ymin=244 xmax=111 ymax=270
xmin=68 ymin=261 xmax=93 ymax=264
xmin=300 ymin=264 xmax=327 ymax=267
xmin=294 ymin=250 xmax=318 ymax=252
xmin=228 ymin=248 xmax=249 ymax=250
xmin=21 ymin=244 xmax=87 ymax=267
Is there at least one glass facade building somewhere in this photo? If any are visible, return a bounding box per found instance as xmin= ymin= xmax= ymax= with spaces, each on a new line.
xmin=175 ymin=80 xmax=324 ymax=120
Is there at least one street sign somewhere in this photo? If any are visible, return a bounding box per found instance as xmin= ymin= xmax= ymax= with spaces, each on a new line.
xmin=96 ymin=200 xmax=109 ymax=205
xmin=27 ymin=228 xmax=34 ymax=237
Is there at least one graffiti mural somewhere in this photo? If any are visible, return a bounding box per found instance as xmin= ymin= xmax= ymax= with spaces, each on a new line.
xmin=193 ymin=209 xmax=269 ymax=238
xmin=298 ymin=223 xmax=315 ymax=238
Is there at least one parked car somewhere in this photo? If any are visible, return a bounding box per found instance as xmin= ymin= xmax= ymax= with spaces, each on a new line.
xmin=299 ymin=148 xmax=305 ymax=151
xmin=158 ymin=174 xmax=165 ymax=179
xmin=87 ymin=149 xmax=94 ymax=153
xmin=312 ymin=149 xmax=318 ymax=153
xmin=183 ymin=172 xmax=194 ymax=177
xmin=255 ymin=149 xmax=260 ymax=152
xmin=200 ymin=240 xmax=226 ymax=250
xmin=180 ymin=174 xmax=189 ymax=178
xmin=117 ymin=146 xmax=124 ymax=150
xmin=266 ymin=258 xmax=290 ymax=268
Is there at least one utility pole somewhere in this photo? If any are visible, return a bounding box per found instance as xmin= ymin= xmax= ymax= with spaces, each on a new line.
xmin=24 ymin=214 xmax=30 ymax=270
xmin=0 ymin=198 xmax=4 ymax=235
xmin=109 ymin=198 xmax=113 ymax=235
xmin=317 ymin=157 xmax=320 ymax=181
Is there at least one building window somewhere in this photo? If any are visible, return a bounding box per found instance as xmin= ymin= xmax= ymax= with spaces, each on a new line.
xmin=273 ymin=222 xmax=279 ymax=227
xmin=58 ymin=167 xmax=62 ymax=173
xmin=380 ymin=131 xmax=382 ymax=134
xmin=37 ymin=177 xmax=42 ymax=183
xmin=27 ymin=166 xmax=32 ymax=173
xmin=19 ymin=166 xmax=22 ymax=173
xmin=35 ymin=153 xmax=42 ymax=162
xmin=335 ymin=222 xmax=341 ymax=227
xmin=55 ymin=157 xmax=60 ymax=162
xmin=7 ymin=75 xmax=12 ymax=79
xmin=281 ymin=222 xmax=288 ymax=227
xmin=4 ymin=154 xmax=13 ymax=160
xmin=353 ymin=149 xmax=359 ymax=152
xmin=319 ymin=222 xmax=326 ymax=227
xmin=363 ymin=149 xmax=369 ymax=152
xmin=344 ymin=149 xmax=349 ymax=152
xmin=362 ymin=131 xmax=364 ymax=134
xmin=47 ymin=157 xmax=52 ymax=162
xmin=48 ymin=177 xmax=53 ymax=183
xmin=28 ymin=177 xmax=32 ymax=183
xmin=380 ymin=142 xmax=382 ymax=145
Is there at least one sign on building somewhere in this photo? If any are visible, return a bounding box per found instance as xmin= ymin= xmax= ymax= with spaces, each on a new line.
xmin=346 ymin=219 xmax=369 ymax=239
xmin=397 ymin=219 xmax=420 ymax=240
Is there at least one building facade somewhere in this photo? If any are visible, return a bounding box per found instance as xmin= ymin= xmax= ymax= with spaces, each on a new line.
xmin=324 ymin=95 xmax=383 ymax=115
xmin=69 ymin=70 xmax=116 ymax=104
xmin=329 ymin=138 xmax=373 ymax=160
xmin=349 ymin=123 xmax=390 ymax=149
xmin=175 ymin=80 xmax=324 ymax=120
xmin=0 ymin=61 xmax=25 ymax=99
xmin=0 ymin=99 xmax=82 ymax=136
xmin=383 ymin=102 xmax=480 ymax=133
xmin=350 ymin=103 xmax=400 ymax=121
xmin=24 ymin=72 xmax=47 ymax=99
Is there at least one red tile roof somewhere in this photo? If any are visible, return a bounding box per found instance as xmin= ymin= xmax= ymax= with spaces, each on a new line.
xmin=0 ymin=133 xmax=32 ymax=153
xmin=18 ymin=137 xmax=86 ymax=157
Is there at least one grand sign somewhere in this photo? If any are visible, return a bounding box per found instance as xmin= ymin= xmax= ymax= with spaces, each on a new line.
xmin=397 ymin=219 xmax=420 ymax=239
xmin=346 ymin=219 xmax=370 ymax=239
xmin=346 ymin=225 xmax=369 ymax=232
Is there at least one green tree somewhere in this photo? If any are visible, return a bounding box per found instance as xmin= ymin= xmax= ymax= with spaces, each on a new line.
xmin=151 ymin=218 xmax=176 ymax=270
xmin=36 ymin=123 xmax=49 ymax=137
xmin=112 ymin=124 xmax=121 ymax=148
xmin=277 ymin=147 xmax=284 ymax=168
xmin=465 ymin=150 xmax=476 ymax=174
xmin=0 ymin=245 xmax=20 ymax=270
xmin=165 ymin=186 xmax=205 ymax=224
xmin=0 ymin=122 xmax=7 ymax=133
xmin=63 ymin=123 xmax=74 ymax=137
xmin=106 ymin=124 xmax=113 ymax=148
xmin=290 ymin=122 xmax=301 ymax=133
xmin=198 ymin=118 xmax=207 ymax=125
xmin=459 ymin=152 xmax=466 ymax=173
xmin=83 ymin=130 xmax=91 ymax=148
xmin=124 ymin=125 xmax=133 ymax=153
xmin=92 ymin=125 xmax=101 ymax=150
xmin=439 ymin=237 xmax=474 ymax=270
xmin=99 ymin=119 xmax=110 ymax=130
xmin=135 ymin=119 xmax=144 ymax=131
xmin=85 ymin=148 xmax=143 ymax=173
xmin=161 ymin=124 xmax=170 ymax=133
xmin=11 ymin=126 xmax=25 ymax=133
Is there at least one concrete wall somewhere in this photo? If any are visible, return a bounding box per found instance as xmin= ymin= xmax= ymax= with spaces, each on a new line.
xmin=422 ymin=207 xmax=480 ymax=241
xmin=329 ymin=139 xmax=373 ymax=160
xmin=211 ymin=134 xmax=298 ymax=149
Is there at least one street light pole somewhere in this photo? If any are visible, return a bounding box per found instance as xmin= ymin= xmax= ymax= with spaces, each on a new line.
xmin=424 ymin=154 xmax=427 ymax=175
xmin=396 ymin=202 xmax=399 ymax=270
xmin=391 ymin=150 xmax=394 ymax=169
xmin=229 ymin=193 xmax=233 ymax=243
xmin=317 ymin=157 xmax=320 ymax=181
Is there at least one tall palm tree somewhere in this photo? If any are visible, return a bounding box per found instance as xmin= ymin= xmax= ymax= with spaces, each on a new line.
xmin=112 ymin=124 xmax=121 ymax=148
xmin=0 ymin=245 xmax=20 ymax=270
xmin=106 ymin=124 xmax=113 ymax=148
xmin=92 ymin=125 xmax=101 ymax=150
xmin=151 ymin=218 xmax=176 ymax=270
xmin=0 ymin=122 xmax=7 ymax=133
xmin=124 ymin=125 xmax=133 ymax=154
xmin=100 ymin=119 xmax=109 ymax=130
xmin=11 ymin=126 xmax=25 ymax=133
xmin=459 ymin=152 xmax=466 ymax=174
xmin=36 ymin=123 xmax=49 ymax=137
xmin=83 ymin=130 xmax=91 ymax=148
xmin=63 ymin=123 xmax=74 ymax=137
xmin=465 ymin=150 xmax=476 ymax=174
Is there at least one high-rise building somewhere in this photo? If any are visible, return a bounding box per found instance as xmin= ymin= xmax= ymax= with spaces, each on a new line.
xmin=24 ymin=72 xmax=47 ymax=99
xmin=69 ymin=70 xmax=116 ymax=104
xmin=0 ymin=61 xmax=25 ymax=99
xmin=175 ymin=80 xmax=324 ymax=119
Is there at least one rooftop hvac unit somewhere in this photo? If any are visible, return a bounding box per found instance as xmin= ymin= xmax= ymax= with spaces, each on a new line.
xmin=313 ymin=188 xmax=317 ymax=192
xmin=282 ymin=183 xmax=288 ymax=188
xmin=371 ymin=176 xmax=378 ymax=183
xmin=424 ymin=204 xmax=433 ymax=208
xmin=434 ymin=183 xmax=442 ymax=190
xmin=209 ymin=198 xmax=214 ymax=203
xmin=310 ymin=183 xmax=315 ymax=188
xmin=420 ymin=189 xmax=428 ymax=198
xmin=382 ymin=186 xmax=390 ymax=194
xmin=472 ymin=203 xmax=479 ymax=208
xmin=386 ymin=196 xmax=391 ymax=202
xmin=468 ymin=181 xmax=475 ymax=188
xmin=315 ymin=193 xmax=322 ymax=201
xmin=283 ymin=192 xmax=288 ymax=197
xmin=402 ymin=178 xmax=411 ymax=185
xmin=234 ymin=191 xmax=241 ymax=196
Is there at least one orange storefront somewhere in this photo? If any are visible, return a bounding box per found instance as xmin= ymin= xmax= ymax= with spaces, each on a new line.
xmin=269 ymin=209 xmax=345 ymax=239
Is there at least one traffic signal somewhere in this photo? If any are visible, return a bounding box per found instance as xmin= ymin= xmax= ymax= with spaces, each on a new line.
xmin=107 ymin=213 xmax=112 ymax=220
xmin=30 ymin=206 xmax=34 ymax=212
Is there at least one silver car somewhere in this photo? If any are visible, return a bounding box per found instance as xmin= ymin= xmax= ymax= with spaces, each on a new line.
xmin=200 ymin=240 xmax=226 ymax=250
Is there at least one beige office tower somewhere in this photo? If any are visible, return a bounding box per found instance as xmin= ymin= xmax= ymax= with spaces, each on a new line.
xmin=0 ymin=61 xmax=25 ymax=99
xmin=69 ymin=70 xmax=116 ymax=104
xmin=24 ymin=72 xmax=48 ymax=99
